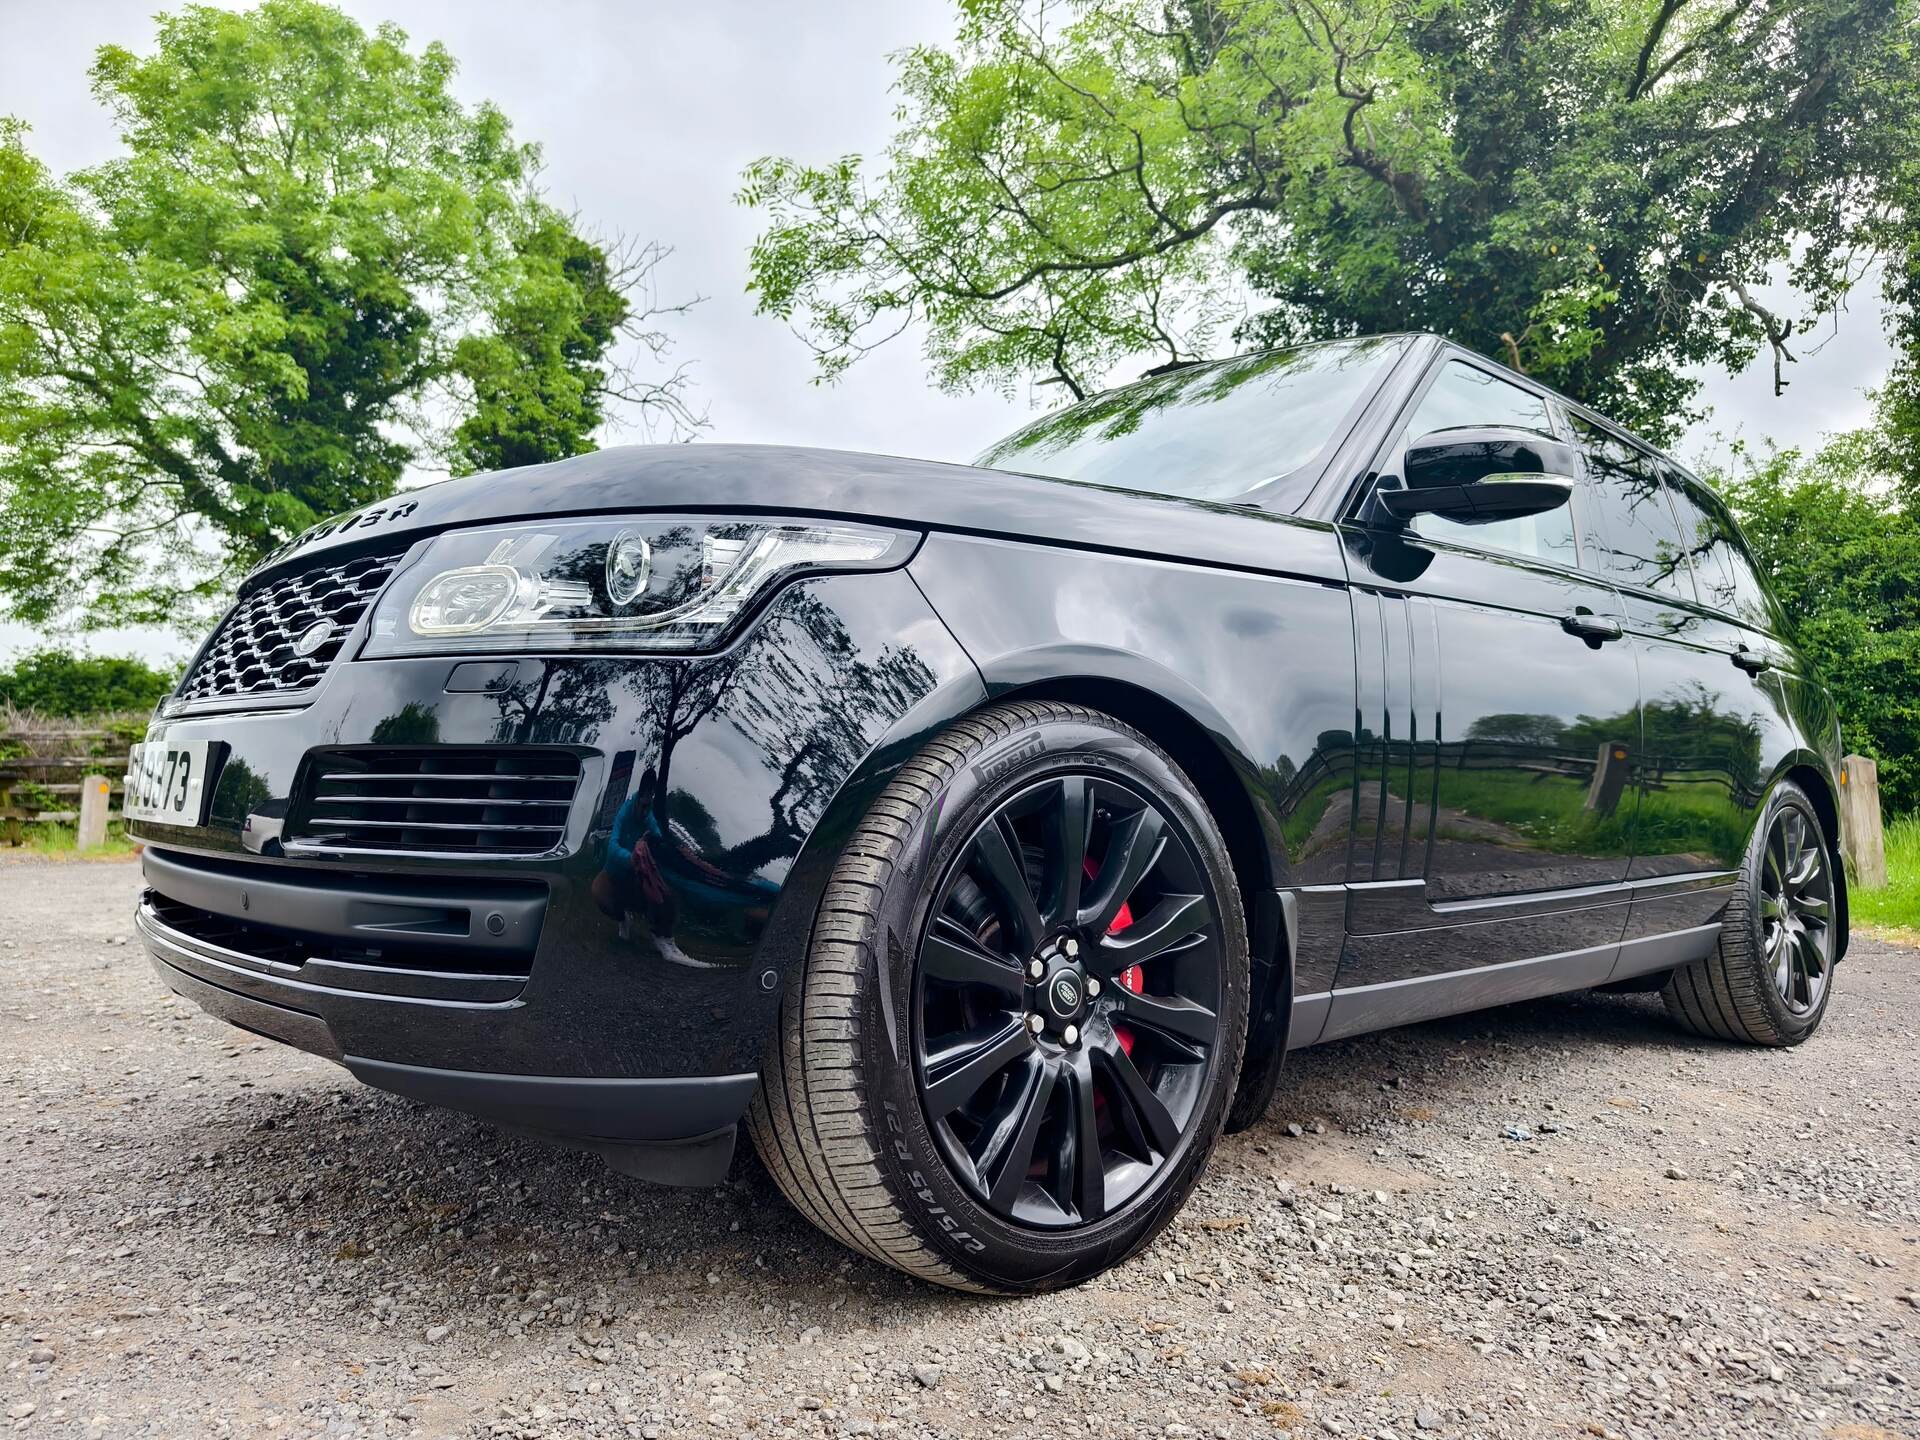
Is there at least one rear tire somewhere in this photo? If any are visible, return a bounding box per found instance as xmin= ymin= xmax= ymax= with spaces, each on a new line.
xmin=747 ymin=701 xmax=1248 ymax=1293
xmin=1663 ymin=780 xmax=1837 ymax=1046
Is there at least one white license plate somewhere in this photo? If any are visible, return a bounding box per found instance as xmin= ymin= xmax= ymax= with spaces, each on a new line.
xmin=124 ymin=739 xmax=213 ymax=826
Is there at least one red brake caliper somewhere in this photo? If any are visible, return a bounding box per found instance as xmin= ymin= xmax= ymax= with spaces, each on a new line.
xmin=1087 ymin=859 xmax=1143 ymax=1055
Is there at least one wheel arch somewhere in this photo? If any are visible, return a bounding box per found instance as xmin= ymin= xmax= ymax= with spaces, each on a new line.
xmin=991 ymin=674 xmax=1277 ymax=906
xmin=763 ymin=651 xmax=1301 ymax=1132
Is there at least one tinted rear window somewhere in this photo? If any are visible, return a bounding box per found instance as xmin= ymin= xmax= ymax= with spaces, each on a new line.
xmin=1570 ymin=416 xmax=1695 ymax=600
xmin=1664 ymin=468 xmax=1781 ymax=630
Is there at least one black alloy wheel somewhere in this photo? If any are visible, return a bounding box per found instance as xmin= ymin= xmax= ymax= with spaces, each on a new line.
xmin=914 ymin=773 xmax=1225 ymax=1228
xmin=1759 ymin=803 xmax=1835 ymax=1015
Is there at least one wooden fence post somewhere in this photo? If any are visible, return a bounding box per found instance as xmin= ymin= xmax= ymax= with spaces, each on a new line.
xmin=1585 ymin=740 xmax=1630 ymax=816
xmin=1839 ymin=754 xmax=1887 ymax=890
xmin=76 ymin=772 xmax=113 ymax=851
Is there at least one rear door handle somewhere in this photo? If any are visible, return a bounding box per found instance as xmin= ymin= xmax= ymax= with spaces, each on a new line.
xmin=1561 ymin=611 xmax=1623 ymax=643
xmin=1732 ymin=645 xmax=1771 ymax=674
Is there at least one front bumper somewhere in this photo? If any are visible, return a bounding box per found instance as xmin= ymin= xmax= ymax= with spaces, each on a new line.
xmin=129 ymin=570 xmax=982 ymax=1167
xmin=139 ymin=898 xmax=755 ymax=1140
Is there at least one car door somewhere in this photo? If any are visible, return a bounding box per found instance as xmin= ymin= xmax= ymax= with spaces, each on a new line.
xmin=1567 ymin=419 xmax=1788 ymax=960
xmin=1326 ymin=355 xmax=1641 ymax=1029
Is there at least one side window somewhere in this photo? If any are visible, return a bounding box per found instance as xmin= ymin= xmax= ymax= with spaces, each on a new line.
xmin=1408 ymin=358 xmax=1556 ymax=436
xmin=1396 ymin=359 xmax=1577 ymax=567
xmin=1666 ymin=469 xmax=1779 ymax=630
xmin=1570 ymin=415 xmax=1695 ymax=600
xmin=1716 ymin=516 xmax=1781 ymax=633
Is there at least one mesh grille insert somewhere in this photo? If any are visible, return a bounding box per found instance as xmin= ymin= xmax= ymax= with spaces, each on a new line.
xmin=287 ymin=748 xmax=584 ymax=856
xmin=174 ymin=549 xmax=403 ymax=705
xmin=146 ymin=892 xmax=310 ymax=968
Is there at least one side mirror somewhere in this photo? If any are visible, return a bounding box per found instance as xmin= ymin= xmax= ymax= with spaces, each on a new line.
xmin=1377 ymin=426 xmax=1578 ymax=524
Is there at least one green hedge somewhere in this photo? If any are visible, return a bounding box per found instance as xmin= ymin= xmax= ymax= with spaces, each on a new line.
xmin=0 ymin=649 xmax=178 ymax=716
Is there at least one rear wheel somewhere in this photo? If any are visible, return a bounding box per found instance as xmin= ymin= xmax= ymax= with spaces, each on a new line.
xmin=1663 ymin=780 xmax=1838 ymax=1046
xmin=747 ymin=701 xmax=1248 ymax=1293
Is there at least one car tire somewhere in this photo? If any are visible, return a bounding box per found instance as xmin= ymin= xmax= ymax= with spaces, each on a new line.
xmin=746 ymin=700 xmax=1249 ymax=1293
xmin=1662 ymin=780 xmax=1838 ymax=1046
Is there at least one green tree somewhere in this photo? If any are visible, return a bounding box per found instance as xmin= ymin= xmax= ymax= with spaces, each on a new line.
xmin=450 ymin=224 xmax=700 ymax=475
xmin=1714 ymin=433 xmax=1920 ymax=814
xmin=0 ymin=0 xmax=698 ymax=632
xmin=742 ymin=0 xmax=1917 ymax=439
xmin=1874 ymin=239 xmax=1920 ymax=502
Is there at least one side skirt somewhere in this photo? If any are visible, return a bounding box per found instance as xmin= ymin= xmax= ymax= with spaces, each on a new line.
xmin=1297 ymin=919 xmax=1719 ymax=1047
xmin=1608 ymin=923 xmax=1721 ymax=982
xmin=1313 ymin=941 xmax=1619 ymax=1044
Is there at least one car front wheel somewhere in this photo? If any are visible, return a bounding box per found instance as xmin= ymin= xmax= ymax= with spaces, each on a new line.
xmin=747 ymin=700 xmax=1248 ymax=1293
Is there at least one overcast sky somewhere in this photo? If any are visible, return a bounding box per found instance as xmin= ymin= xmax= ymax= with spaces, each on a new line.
xmin=0 ymin=0 xmax=1899 ymax=666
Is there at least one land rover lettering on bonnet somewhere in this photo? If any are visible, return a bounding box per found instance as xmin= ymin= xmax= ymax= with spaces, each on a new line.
xmin=129 ymin=334 xmax=1848 ymax=1294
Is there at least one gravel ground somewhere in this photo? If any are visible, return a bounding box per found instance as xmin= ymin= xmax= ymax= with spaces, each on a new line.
xmin=3 ymin=857 xmax=1916 ymax=1440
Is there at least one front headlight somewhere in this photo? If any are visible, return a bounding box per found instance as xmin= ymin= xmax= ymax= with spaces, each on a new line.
xmin=361 ymin=516 xmax=916 ymax=657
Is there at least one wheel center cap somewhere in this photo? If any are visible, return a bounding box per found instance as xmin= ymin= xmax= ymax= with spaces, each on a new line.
xmin=1046 ymin=970 xmax=1083 ymax=1018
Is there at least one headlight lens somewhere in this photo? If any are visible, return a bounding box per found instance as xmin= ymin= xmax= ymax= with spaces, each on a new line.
xmin=362 ymin=517 xmax=914 ymax=657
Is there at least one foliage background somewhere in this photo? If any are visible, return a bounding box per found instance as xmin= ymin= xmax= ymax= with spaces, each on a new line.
xmin=0 ymin=0 xmax=699 ymax=635
xmin=1713 ymin=434 xmax=1920 ymax=815
xmin=744 ymin=0 xmax=1918 ymax=446
xmin=0 ymin=649 xmax=176 ymax=715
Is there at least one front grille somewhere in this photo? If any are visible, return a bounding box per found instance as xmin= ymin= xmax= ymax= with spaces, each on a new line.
xmin=287 ymin=747 xmax=584 ymax=855
xmin=174 ymin=549 xmax=403 ymax=706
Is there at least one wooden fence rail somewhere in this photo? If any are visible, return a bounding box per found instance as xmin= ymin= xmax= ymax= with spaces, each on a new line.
xmin=0 ymin=719 xmax=142 ymax=845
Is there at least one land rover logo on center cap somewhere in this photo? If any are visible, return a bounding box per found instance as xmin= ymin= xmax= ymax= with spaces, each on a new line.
xmin=1049 ymin=974 xmax=1082 ymax=1015
xmin=292 ymin=620 xmax=334 ymax=657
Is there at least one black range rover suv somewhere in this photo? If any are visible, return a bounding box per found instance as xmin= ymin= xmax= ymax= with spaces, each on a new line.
xmin=128 ymin=333 xmax=1847 ymax=1293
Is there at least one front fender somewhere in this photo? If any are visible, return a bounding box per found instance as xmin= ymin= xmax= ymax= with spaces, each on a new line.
xmin=907 ymin=530 xmax=1361 ymax=901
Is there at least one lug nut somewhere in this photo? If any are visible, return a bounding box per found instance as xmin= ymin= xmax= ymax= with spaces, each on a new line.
xmin=1064 ymin=938 xmax=1080 ymax=957
xmin=1086 ymin=976 xmax=1101 ymax=997
xmin=1027 ymin=1013 xmax=1045 ymax=1034
xmin=1063 ymin=1024 xmax=1080 ymax=1046
xmin=1028 ymin=959 xmax=1046 ymax=980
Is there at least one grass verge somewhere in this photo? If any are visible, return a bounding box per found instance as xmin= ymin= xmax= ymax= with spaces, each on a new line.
xmin=1851 ymin=811 xmax=1920 ymax=940
xmin=1 ymin=819 xmax=138 ymax=860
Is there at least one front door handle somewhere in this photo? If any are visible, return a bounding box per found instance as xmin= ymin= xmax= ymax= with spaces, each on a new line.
xmin=1732 ymin=645 xmax=1771 ymax=674
xmin=1561 ymin=611 xmax=1624 ymax=644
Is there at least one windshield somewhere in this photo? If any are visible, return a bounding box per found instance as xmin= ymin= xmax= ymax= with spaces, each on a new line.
xmin=973 ymin=336 xmax=1409 ymax=505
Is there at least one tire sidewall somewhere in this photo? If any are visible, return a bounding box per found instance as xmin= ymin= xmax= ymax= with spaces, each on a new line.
xmin=857 ymin=710 xmax=1248 ymax=1292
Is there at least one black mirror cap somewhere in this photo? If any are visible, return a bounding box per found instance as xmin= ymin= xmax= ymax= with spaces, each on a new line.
xmin=1372 ymin=424 xmax=1578 ymax=524
xmin=1402 ymin=425 xmax=1580 ymax=491
xmin=1378 ymin=476 xmax=1574 ymax=523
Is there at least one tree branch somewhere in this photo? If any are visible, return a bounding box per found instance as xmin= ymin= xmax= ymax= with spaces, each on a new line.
xmin=1627 ymin=0 xmax=1690 ymax=100
xmin=1730 ymin=279 xmax=1797 ymax=394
